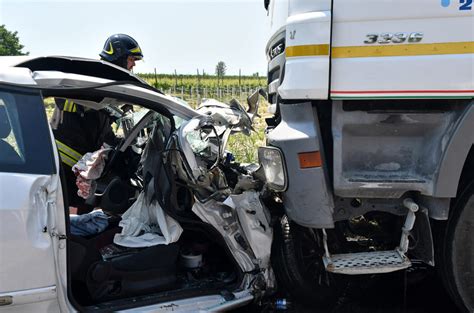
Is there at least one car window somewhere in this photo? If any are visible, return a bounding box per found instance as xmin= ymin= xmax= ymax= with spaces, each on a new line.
xmin=0 ymin=98 xmax=24 ymax=160
xmin=115 ymin=107 xmax=171 ymax=149
xmin=0 ymin=87 xmax=55 ymax=175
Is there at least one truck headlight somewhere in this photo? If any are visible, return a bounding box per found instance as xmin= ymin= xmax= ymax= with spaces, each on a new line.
xmin=258 ymin=146 xmax=287 ymax=191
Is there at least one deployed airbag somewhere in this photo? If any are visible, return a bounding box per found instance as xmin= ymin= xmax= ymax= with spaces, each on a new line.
xmin=113 ymin=192 xmax=182 ymax=247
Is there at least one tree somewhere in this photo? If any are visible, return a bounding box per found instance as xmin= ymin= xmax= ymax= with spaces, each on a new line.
xmin=0 ymin=25 xmax=29 ymax=56
xmin=215 ymin=61 xmax=227 ymax=86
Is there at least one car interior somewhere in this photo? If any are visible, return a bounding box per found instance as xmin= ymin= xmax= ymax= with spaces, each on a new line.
xmin=44 ymin=94 xmax=244 ymax=309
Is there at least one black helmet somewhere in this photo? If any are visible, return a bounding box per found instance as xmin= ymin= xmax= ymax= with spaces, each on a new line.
xmin=99 ymin=34 xmax=143 ymax=66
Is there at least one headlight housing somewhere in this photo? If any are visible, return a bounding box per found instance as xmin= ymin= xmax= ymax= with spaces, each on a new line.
xmin=258 ymin=146 xmax=287 ymax=191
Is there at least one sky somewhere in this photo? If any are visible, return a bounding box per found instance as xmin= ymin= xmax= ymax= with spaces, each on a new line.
xmin=0 ymin=0 xmax=271 ymax=75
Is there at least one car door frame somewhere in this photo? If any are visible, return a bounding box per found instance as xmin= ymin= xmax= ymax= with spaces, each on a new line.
xmin=0 ymin=82 xmax=69 ymax=312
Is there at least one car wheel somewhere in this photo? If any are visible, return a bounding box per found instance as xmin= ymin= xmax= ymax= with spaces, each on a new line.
xmin=440 ymin=181 xmax=474 ymax=313
xmin=271 ymin=215 xmax=346 ymax=307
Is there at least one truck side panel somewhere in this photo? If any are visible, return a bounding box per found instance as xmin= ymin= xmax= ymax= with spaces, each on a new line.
xmin=330 ymin=0 xmax=474 ymax=99
xmin=435 ymin=104 xmax=474 ymax=196
xmin=332 ymin=100 xmax=474 ymax=203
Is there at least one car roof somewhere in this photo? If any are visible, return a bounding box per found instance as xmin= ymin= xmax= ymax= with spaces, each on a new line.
xmin=14 ymin=56 xmax=148 ymax=85
xmin=0 ymin=56 xmax=201 ymax=120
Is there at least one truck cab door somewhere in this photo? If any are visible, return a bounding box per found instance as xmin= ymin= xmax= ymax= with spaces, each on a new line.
xmin=0 ymin=83 xmax=61 ymax=312
xmin=277 ymin=0 xmax=333 ymax=100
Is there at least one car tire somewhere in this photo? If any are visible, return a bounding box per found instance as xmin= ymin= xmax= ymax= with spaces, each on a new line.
xmin=271 ymin=215 xmax=346 ymax=307
xmin=440 ymin=181 xmax=474 ymax=313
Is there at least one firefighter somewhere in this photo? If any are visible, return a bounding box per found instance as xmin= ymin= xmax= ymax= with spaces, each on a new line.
xmin=99 ymin=33 xmax=144 ymax=71
xmin=54 ymin=34 xmax=143 ymax=214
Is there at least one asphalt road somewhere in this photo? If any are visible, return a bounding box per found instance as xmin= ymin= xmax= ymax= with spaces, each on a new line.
xmin=235 ymin=268 xmax=459 ymax=313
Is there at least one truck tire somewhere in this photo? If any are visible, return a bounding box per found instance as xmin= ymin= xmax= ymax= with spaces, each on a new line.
xmin=271 ymin=215 xmax=345 ymax=307
xmin=441 ymin=181 xmax=474 ymax=313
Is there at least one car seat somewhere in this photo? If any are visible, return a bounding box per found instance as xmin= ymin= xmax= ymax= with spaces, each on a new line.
xmin=79 ymin=117 xmax=180 ymax=302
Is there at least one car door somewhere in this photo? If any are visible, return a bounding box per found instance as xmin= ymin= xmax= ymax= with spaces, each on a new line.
xmin=0 ymin=80 xmax=61 ymax=312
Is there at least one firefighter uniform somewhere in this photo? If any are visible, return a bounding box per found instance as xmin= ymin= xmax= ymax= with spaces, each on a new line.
xmin=54 ymin=33 xmax=143 ymax=214
xmin=53 ymin=98 xmax=119 ymax=213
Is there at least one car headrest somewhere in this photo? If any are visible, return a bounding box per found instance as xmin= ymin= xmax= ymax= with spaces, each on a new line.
xmin=0 ymin=106 xmax=12 ymax=139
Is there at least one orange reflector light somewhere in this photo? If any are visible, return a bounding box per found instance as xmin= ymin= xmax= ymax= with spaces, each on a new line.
xmin=298 ymin=151 xmax=322 ymax=168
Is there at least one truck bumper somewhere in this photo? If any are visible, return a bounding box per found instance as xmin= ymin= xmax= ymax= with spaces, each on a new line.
xmin=267 ymin=101 xmax=334 ymax=228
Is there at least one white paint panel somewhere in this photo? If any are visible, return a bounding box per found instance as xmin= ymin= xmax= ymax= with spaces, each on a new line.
xmin=279 ymin=56 xmax=330 ymax=99
xmin=120 ymin=290 xmax=253 ymax=312
xmin=268 ymin=0 xmax=332 ymax=41
xmin=281 ymin=11 xmax=331 ymax=99
xmin=0 ymin=174 xmax=57 ymax=293
xmin=0 ymin=286 xmax=56 ymax=306
xmin=289 ymin=0 xmax=331 ymax=16
xmin=0 ymin=299 xmax=60 ymax=313
xmin=332 ymin=16 xmax=473 ymax=46
xmin=331 ymin=0 xmax=474 ymax=95
xmin=286 ymin=11 xmax=331 ymax=47
xmin=268 ymin=0 xmax=289 ymax=40
xmin=32 ymin=71 xmax=200 ymax=119
xmin=0 ymin=67 xmax=36 ymax=85
xmin=331 ymin=52 xmax=474 ymax=94
xmin=333 ymin=0 xmax=472 ymax=22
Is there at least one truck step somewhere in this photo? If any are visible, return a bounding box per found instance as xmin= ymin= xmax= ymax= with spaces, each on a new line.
xmin=323 ymin=250 xmax=411 ymax=275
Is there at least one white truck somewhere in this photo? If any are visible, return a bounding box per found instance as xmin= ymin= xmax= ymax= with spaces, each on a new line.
xmin=258 ymin=0 xmax=474 ymax=311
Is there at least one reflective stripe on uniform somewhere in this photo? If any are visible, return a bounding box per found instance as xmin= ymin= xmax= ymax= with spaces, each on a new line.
xmin=63 ymin=100 xmax=71 ymax=112
xmin=58 ymin=151 xmax=77 ymax=167
xmin=55 ymin=140 xmax=82 ymax=166
xmin=63 ymin=100 xmax=77 ymax=113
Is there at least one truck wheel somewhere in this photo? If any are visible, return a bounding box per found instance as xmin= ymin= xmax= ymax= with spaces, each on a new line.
xmin=441 ymin=181 xmax=474 ymax=313
xmin=272 ymin=215 xmax=345 ymax=307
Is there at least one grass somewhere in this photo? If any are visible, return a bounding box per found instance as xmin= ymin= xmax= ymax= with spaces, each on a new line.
xmin=226 ymin=98 xmax=268 ymax=163
xmin=138 ymin=73 xmax=266 ymax=91
xmin=138 ymin=74 xmax=269 ymax=163
xmin=42 ymin=74 xmax=268 ymax=164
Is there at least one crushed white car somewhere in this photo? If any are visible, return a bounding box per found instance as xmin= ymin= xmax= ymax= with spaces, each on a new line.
xmin=0 ymin=56 xmax=273 ymax=312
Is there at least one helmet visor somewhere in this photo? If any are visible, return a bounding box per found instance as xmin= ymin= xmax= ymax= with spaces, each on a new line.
xmin=129 ymin=46 xmax=143 ymax=60
xmin=132 ymin=55 xmax=143 ymax=61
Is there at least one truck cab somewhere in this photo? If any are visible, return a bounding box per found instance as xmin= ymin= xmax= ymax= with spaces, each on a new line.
xmin=260 ymin=0 xmax=474 ymax=311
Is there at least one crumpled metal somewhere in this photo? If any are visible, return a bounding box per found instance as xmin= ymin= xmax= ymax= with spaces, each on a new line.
xmin=223 ymin=191 xmax=273 ymax=268
xmin=197 ymin=98 xmax=254 ymax=136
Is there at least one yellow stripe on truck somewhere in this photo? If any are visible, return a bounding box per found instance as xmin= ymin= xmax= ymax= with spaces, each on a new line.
xmin=332 ymin=41 xmax=474 ymax=58
xmin=286 ymin=44 xmax=330 ymax=57
xmin=285 ymin=42 xmax=474 ymax=58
